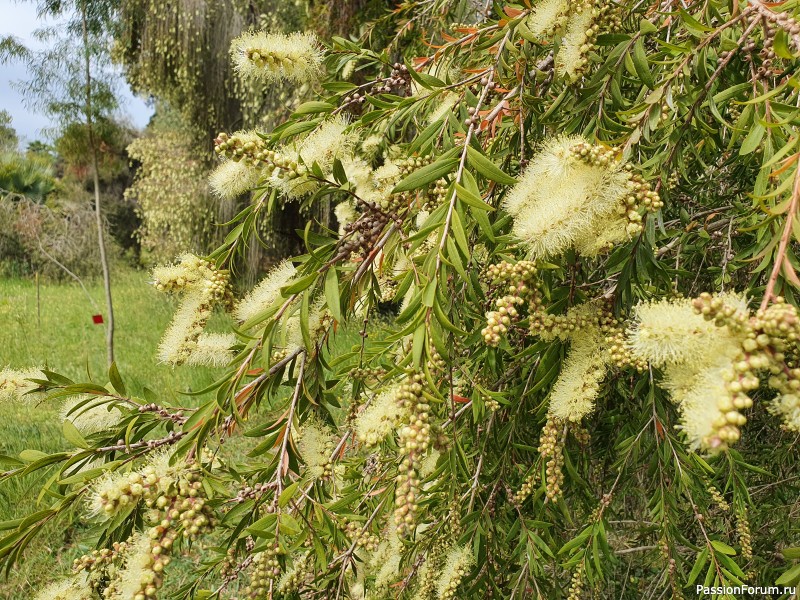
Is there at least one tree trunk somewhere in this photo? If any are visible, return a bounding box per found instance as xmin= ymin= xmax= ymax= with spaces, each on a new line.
xmin=81 ymin=1 xmax=115 ymax=366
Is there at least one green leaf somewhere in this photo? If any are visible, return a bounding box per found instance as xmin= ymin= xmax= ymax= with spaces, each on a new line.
xmin=281 ymin=273 xmax=318 ymax=296
xmin=740 ymin=121 xmax=765 ymax=155
xmin=392 ymin=156 xmax=459 ymax=193
xmin=466 ymin=146 xmax=517 ymax=185
xmin=278 ymin=482 xmax=299 ymax=508
xmin=639 ymin=19 xmax=657 ymax=35
xmin=773 ymin=30 xmax=794 ymax=60
xmin=782 ymin=547 xmax=800 ymax=560
xmin=422 ymin=280 xmax=436 ymax=307
xmin=777 ymin=563 xmax=800 ymax=586
xmin=632 ymin=38 xmax=655 ymax=90
xmin=710 ymin=540 xmax=736 ymax=556
xmin=455 ymin=183 xmax=493 ymax=211
xmin=324 ymin=268 xmax=343 ymax=323
xmin=107 ymin=362 xmax=126 ymax=397
xmin=18 ymin=449 xmax=48 ymax=463
xmin=62 ymin=420 xmax=88 ymax=449
xmin=687 ymin=549 xmax=708 ymax=585
xmin=279 ymin=513 xmax=302 ymax=536
xmin=292 ymin=101 xmax=334 ymax=116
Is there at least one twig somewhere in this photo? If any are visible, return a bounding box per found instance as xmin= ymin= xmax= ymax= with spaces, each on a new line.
xmin=761 ymin=151 xmax=800 ymax=310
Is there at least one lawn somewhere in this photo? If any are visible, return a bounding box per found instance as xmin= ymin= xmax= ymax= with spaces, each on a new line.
xmin=0 ymin=267 xmax=230 ymax=596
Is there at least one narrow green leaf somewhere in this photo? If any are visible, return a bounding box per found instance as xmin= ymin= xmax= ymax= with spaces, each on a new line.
xmin=632 ymin=38 xmax=655 ymax=89
xmin=466 ymin=146 xmax=517 ymax=185
xmin=455 ymin=183 xmax=494 ymax=211
xmin=392 ymin=156 xmax=459 ymax=193
xmin=324 ymin=268 xmax=342 ymax=323
xmin=62 ymin=420 xmax=88 ymax=449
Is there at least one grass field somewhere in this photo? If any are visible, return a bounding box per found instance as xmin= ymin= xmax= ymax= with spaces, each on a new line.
xmin=0 ymin=268 xmax=231 ymax=597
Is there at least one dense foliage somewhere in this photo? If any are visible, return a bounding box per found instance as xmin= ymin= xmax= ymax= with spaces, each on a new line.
xmin=4 ymin=0 xmax=800 ymax=599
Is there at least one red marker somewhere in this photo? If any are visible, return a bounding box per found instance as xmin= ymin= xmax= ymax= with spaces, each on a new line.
xmin=92 ymin=314 xmax=104 ymax=324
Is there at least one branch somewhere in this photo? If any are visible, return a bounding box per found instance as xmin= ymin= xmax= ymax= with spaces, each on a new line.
xmin=761 ymin=151 xmax=800 ymax=310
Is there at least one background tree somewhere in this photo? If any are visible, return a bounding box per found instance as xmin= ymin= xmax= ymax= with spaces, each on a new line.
xmin=2 ymin=0 xmax=124 ymax=365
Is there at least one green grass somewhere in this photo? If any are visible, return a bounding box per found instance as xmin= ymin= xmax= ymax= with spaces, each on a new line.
xmin=0 ymin=267 xmax=231 ymax=596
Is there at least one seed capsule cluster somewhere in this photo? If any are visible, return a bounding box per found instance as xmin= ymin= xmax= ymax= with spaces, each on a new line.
xmin=693 ymin=294 xmax=800 ymax=447
xmin=349 ymin=366 xmax=386 ymax=381
xmin=566 ymin=562 xmax=585 ymax=600
xmin=214 ymin=132 xmax=304 ymax=182
xmin=538 ymin=416 xmax=565 ymax=502
xmin=245 ymin=543 xmax=281 ymax=598
xmin=513 ymin=469 xmax=539 ymax=505
xmin=736 ymin=508 xmax=753 ymax=562
xmin=277 ymin=553 xmax=309 ymax=594
xmin=344 ymin=519 xmax=380 ymax=551
xmin=482 ymin=261 xmax=540 ymax=346
xmin=334 ymin=204 xmax=393 ymax=262
xmin=394 ymin=371 xmax=430 ymax=536
xmin=559 ymin=0 xmax=622 ymax=80
xmin=707 ymin=485 xmax=730 ymax=512
xmin=126 ymin=473 xmax=214 ymax=600
xmin=569 ymin=141 xmax=662 ymax=237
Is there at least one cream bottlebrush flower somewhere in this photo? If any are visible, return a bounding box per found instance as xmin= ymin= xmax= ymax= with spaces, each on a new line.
xmin=231 ymin=31 xmax=324 ymax=84
xmin=335 ymin=200 xmax=357 ymax=236
xmin=186 ymin=333 xmax=237 ymax=367
xmin=34 ymin=575 xmax=94 ymax=600
xmin=503 ymin=135 xmax=631 ymax=258
xmin=547 ymin=326 xmax=609 ymax=422
xmin=108 ymin=532 xmax=154 ymax=600
xmin=555 ymin=8 xmax=596 ymax=80
xmin=371 ymin=527 xmax=403 ymax=589
xmin=0 ymin=366 xmax=44 ymax=403
xmin=235 ymin=259 xmax=297 ymax=323
xmin=435 ymin=545 xmax=474 ymax=599
xmin=426 ymin=91 xmax=460 ymax=125
xmin=61 ymin=396 xmax=123 ymax=435
xmin=361 ymin=134 xmax=383 ymax=160
xmin=157 ymin=290 xmax=210 ymax=365
xmin=527 ymin=0 xmax=570 ymax=36
xmin=87 ymin=469 xmax=145 ymax=519
xmin=770 ymin=393 xmax=800 ymax=432
xmin=354 ymin=385 xmax=409 ymax=446
xmin=296 ymin=418 xmax=335 ymax=479
xmin=209 ymin=156 xmax=264 ymax=200
xmin=664 ymin=360 xmax=736 ymax=450
xmin=274 ymin=117 xmax=356 ymax=198
xmin=626 ymin=298 xmax=724 ymax=367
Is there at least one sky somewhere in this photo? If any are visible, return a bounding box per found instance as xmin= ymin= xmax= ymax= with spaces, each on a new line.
xmin=0 ymin=0 xmax=153 ymax=148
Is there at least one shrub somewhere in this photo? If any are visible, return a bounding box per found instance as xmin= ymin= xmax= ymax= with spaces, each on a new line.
xmin=5 ymin=2 xmax=800 ymax=599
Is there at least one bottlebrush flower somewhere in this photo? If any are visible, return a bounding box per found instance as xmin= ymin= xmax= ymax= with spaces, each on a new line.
xmin=296 ymin=418 xmax=335 ymax=480
xmin=34 ymin=575 xmax=93 ymax=600
xmin=555 ymin=8 xmax=596 ymax=80
xmin=626 ymin=298 xmax=723 ymax=367
xmin=61 ymin=396 xmax=123 ymax=435
xmin=275 ymin=117 xmax=357 ymax=198
xmin=770 ymin=393 xmax=800 ymax=432
xmin=230 ymin=31 xmax=324 ymax=84
xmin=109 ymin=532 xmax=156 ymax=600
xmin=185 ymin=333 xmax=237 ymax=367
xmin=435 ymin=545 xmax=473 ymax=599
xmin=234 ymin=259 xmax=297 ymax=323
xmin=209 ymin=138 xmax=266 ymax=200
xmin=354 ymin=385 xmax=408 ymax=446
xmin=334 ymin=200 xmax=357 ymax=236
xmin=527 ymin=0 xmax=570 ymax=36
xmin=0 ymin=366 xmax=44 ymax=403
xmin=547 ymin=326 xmax=608 ymax=422
xmin=503 ymin=135 xmax=635 ymax=258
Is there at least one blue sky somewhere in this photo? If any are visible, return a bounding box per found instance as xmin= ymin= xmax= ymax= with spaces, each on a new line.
xmin=1 ymin=0 xmax=153 ymax=148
